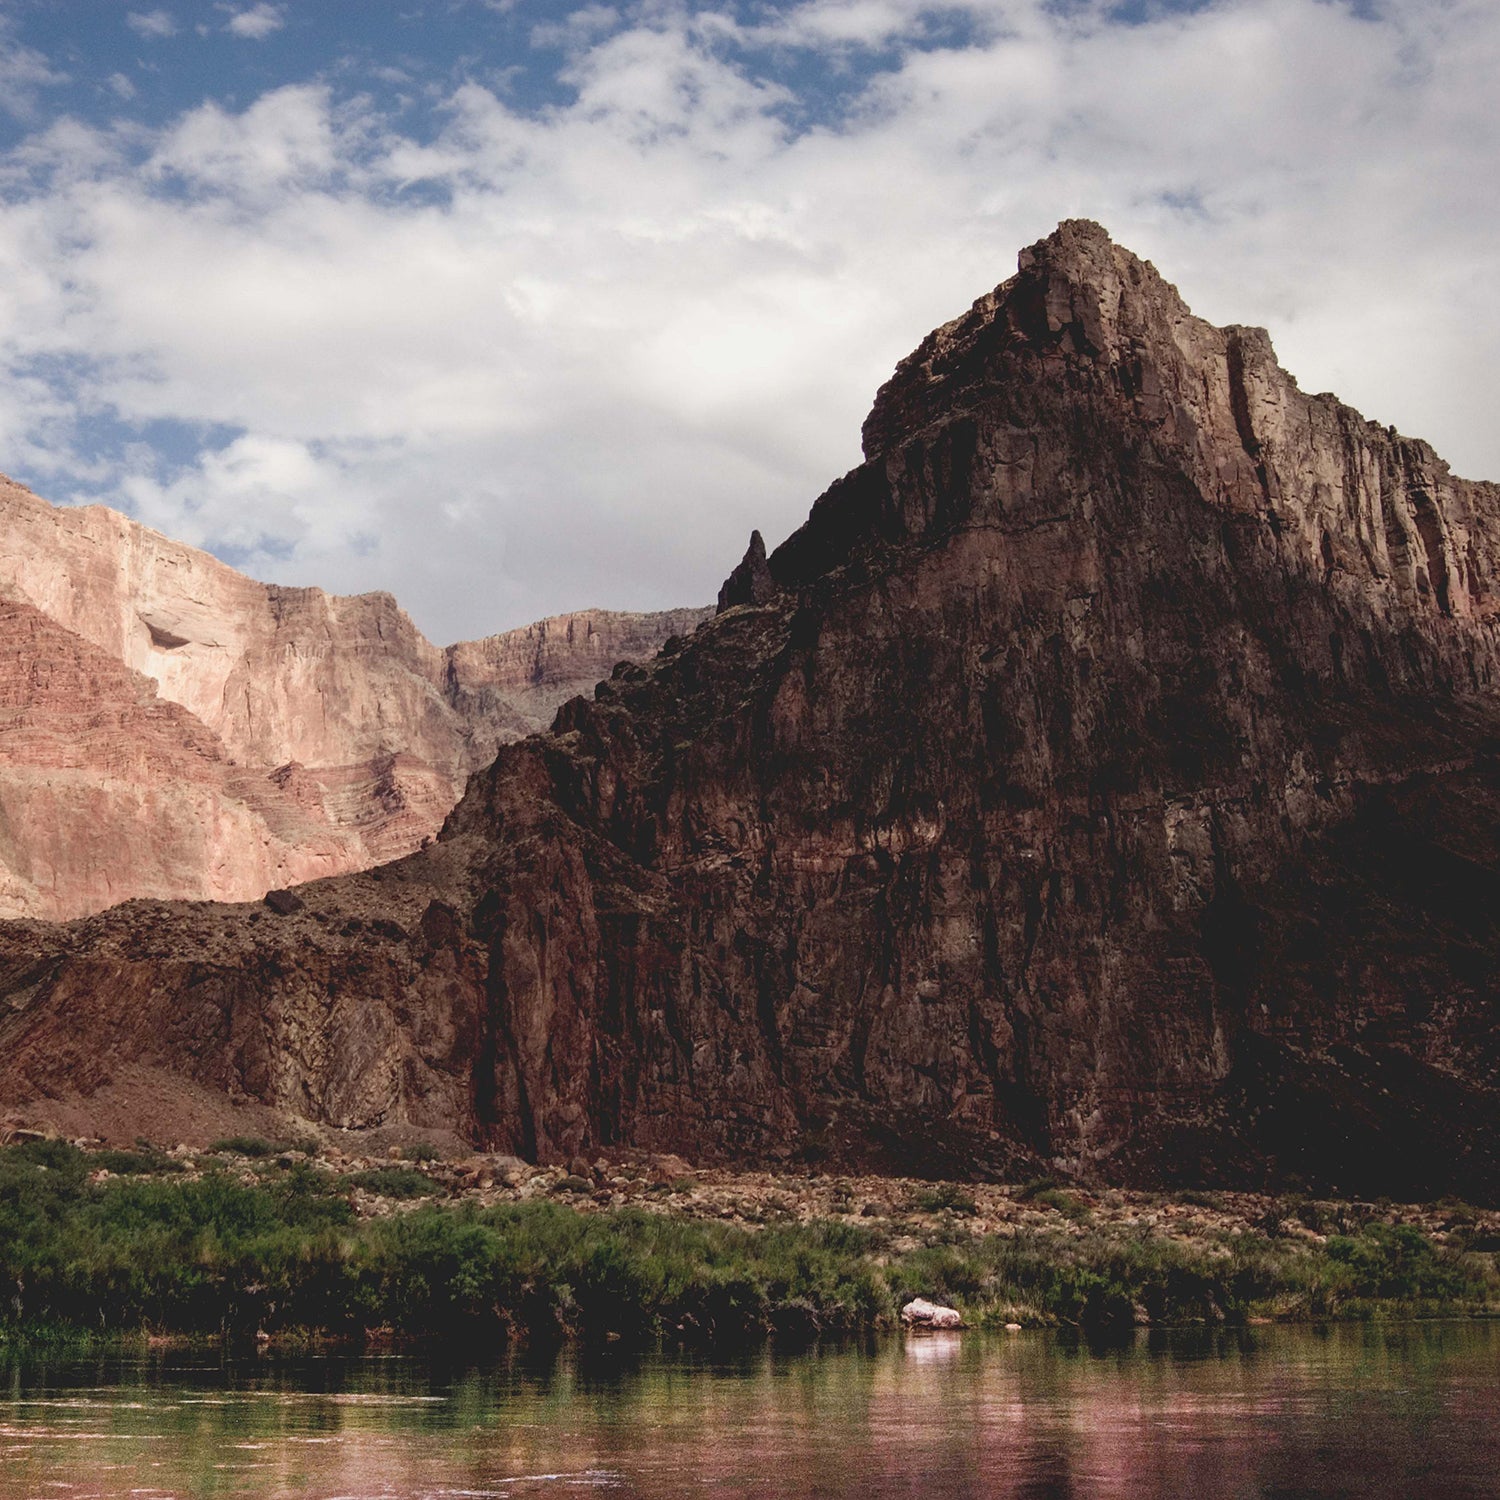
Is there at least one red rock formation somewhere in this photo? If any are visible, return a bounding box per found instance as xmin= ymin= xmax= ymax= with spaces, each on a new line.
xmin=444 ymin=607 xmax=712 ymax=754
xmin=3 ymin=222 xmax=1499 ymax=1198
xmin=0 ymin=476 xmax=706 ymax=916
xmin=0 ymin=598 xmax=356 ymax=915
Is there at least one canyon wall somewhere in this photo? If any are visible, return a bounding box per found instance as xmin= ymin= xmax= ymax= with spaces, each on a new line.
xmin=2 ymin=222 xmax=1499 ymax=1197
xmin=0 ymin=475 xmax=705 ymax=916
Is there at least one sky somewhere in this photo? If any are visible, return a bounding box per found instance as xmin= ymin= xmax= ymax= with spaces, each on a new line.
xmin=0 ymin=0 xmax=1493 ymax=643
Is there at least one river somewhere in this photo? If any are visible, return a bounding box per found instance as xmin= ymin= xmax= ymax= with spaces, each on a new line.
xmin=1 ymin=1323 xmax=1497 ymax=1497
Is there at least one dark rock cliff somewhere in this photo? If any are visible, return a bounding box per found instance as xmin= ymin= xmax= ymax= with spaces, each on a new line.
xmin=4 ymin=221 xmax=1500 ymax=1198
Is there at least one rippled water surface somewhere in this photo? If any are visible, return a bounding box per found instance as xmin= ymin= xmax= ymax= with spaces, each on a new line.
xmin=2 ymin=1323 xmax=1498 ymax=1498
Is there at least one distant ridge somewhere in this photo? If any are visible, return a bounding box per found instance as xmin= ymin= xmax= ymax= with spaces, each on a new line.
xmin=0 ymin=472 xmax=706 ymax=917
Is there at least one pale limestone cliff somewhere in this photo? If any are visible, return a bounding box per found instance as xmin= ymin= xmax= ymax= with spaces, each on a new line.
xmin=0 ymin=477 xmax=707 ymax=917
xmin=0 ymin=599 xmax=357 ymax=917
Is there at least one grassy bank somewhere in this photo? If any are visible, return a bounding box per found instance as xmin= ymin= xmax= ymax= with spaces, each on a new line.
xmin=2 ymin=1140 xmax=1497 ymax=1349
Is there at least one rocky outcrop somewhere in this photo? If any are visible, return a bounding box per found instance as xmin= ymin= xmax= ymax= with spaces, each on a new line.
xmin=3 ymin=222 xmax=1500 ymax=1200
xmin=0 ymin=474 xmax=705 ymax=917
xmin=717 ymin=530 xmax=776 ymax=612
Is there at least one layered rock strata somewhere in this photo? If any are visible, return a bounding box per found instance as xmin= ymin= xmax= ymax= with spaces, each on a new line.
xmin=0 ymin=473 xmax=704 ymax=917
xmin=3 ymin=222 xmax=1500 ymax=1198
xmin=0 ymin=598 xmax=356 ymax=914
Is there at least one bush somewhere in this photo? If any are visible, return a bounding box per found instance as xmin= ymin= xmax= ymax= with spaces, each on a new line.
xmin=208 ymin=1136 xmax=280 ymax=1158
xmin=93 ymin=1149 xmax=185 ymax=1176
xmin=893 ymin=1229 xmax=1239 ymax=1330
xmin=343 ymin=1168 xmax=435 ymax=1200
xmin=1321 ymin=1224 xmax=1470 ymax=1304
xmin=0 ymin=1155 xmax=359 ymax=1339
xmin=4 ymin=1138 xmax=87 ymax=1177
xmin=1029 ymin=1187 xmax=1091 ymax=1221
xmin=1016 ymin=1177 xmax=1061 ymax=1201
xmin=1177 ymin=1190 xmax=1220 ymax=1209
xmin=907 ymin=1182 xmax=978 ymax=1215
xmin=0 ymin=1142 xmax=1494 ymax=1351
xmin=338 ymin=1202 xmax=890 ymax=1346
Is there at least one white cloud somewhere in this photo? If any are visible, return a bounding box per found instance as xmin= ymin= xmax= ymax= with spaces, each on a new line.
xmin=148 ymin=85 xmax=349 ymax=194
xmin=223 ymin=4 xmax=286 ymax=40
xmin=125 ymin=10 xmax=178 ymax=39
xmin=531 ymin=5 xmax=621 ymax=53
xmin=118 ymin=433 xmax=370 ymax=561
xmin=0 ymin=0 xmax=1496 ymax=644
xmin=0 ymin=16 xmax=65 ymax=119
xmin=735 ymin=0 xmax=968 ymax=51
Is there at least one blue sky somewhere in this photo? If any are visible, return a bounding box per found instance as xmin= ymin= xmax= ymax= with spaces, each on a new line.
xmin=0 ymin=0 xmax=1493 ymax=640
xmin=7 ymin=3 xmax=570 ymax=142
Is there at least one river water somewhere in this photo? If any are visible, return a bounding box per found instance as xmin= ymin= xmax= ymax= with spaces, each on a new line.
xmin=1 ymin=1323 xmax=1497 ymax=1498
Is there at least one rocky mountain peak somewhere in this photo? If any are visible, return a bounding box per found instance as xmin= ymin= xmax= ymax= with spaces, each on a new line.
xmin=2 ymin=227 xmax=1499 ymax=1201
xmin=859 ymin=218 xmax=1156 ymax=459
xmin=716 ymin=529 xmax=776 ymax=613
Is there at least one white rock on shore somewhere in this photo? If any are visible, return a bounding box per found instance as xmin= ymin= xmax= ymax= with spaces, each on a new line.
xmin=900 ymin=1297 xmax=964 ymax=1329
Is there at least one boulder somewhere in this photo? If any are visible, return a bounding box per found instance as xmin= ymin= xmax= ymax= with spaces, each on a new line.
xmin=901 ymin=1298 xmax=964 ymax=1330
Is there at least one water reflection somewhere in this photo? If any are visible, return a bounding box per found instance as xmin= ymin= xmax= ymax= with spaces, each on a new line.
xmin=0 ymin=1324 xmax=1496 ymax=1498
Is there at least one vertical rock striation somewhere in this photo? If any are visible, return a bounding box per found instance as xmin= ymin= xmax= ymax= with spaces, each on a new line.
xmin=2 ymin=222 xmax=1499 ymax=1198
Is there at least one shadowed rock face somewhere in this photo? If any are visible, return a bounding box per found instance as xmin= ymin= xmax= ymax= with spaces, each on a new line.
xmin=4 ymin=220 xmax=1500 ymax=1198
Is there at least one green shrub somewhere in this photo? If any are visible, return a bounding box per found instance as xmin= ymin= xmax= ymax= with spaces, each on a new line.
xmin=0 ymin=1146 xmax=1495 ymax=1351
xmin=1030 ymin=1187 xmax=1091 ymax=1221
xmin=1016 ymin=1177 xmax=1061 ymax=1201
xmin=4 ymin=1138 xmax=87 ymax=1176
xmin=1176 ymin=1189 xmax=1220 ymax=1209
xmin=343 ymin=1168 xmax=434 ymax=1200
xmin=1321 ymin=1224 xmax=1469 ymax=1303
xmin=1257 ymin=1197 xmax=1297 ymax=1236
xmin=93 ymin=1149 xmax=184 ymax=1176
xmin=1294 ymin=1198 xmax=1359 ymax=1235
xmin=907 ymin=1182 xmax=978 ymax=1215
xmin=208 ymin=1136 xmax=280 ymax=1158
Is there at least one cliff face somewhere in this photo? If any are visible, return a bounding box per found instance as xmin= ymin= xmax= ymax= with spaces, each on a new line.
xmin=0 ymin=475 xmax=705 ymax=917
xmin=444 ymin=607 xmax=711 ymax=752
xmin=3 ymin=222 xmax=1499 ymax=1198
xmin=0 ymin=598 xmax=358 ymax=915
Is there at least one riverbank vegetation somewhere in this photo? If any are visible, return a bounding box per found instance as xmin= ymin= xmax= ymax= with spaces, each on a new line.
xmin=2 ymin=1140 xmax=1497 ymax=1349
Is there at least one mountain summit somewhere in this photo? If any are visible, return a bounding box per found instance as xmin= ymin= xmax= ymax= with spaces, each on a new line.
xmin=3 ymin=221 xmax=1499 ymax=1196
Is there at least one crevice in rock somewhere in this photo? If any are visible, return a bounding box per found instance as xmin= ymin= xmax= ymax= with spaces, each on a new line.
xmin=1226 ymin=331 xmax=1271 ymax=501
xmin=1409 ymin=487 xmax=1453 ymax=617
xmin=143 ymin=618 xmax=192 ymax=650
